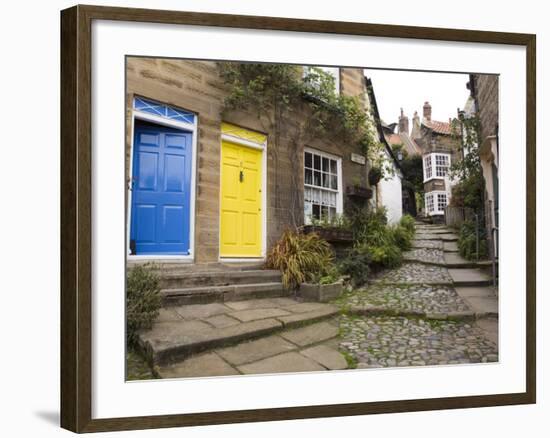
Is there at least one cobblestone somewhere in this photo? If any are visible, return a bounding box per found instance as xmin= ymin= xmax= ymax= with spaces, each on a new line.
xmin=403 ymin=248 xmax=445 ymax=265
xmin=338 ymin=284 xmax=471 ymax=314
xmin=339 ymin=315 xmax=498 ymax=368
xmin=373 ymin=262 xmax=452 ymax=284
xmin=411 ymin=240 xmax=444 ymax=250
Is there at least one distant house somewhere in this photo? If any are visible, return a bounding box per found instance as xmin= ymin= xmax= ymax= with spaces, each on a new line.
xmin=413 ymin=102 xmax=462 ymax=219
xmin=365 ymin=77 xmax=404 ymax=224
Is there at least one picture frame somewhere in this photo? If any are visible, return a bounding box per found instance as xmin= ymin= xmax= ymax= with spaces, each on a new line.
xmin=60 ymin=4 xmax=536 ymax=433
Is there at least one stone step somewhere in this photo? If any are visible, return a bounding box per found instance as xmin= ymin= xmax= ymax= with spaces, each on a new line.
xmin=159 ymin=269 xmax=281 ymax=289
xmin=443 ymin=241 xmax=459 ymax=252
xmin=448 ymin=268 xmax=493 ymax=287
xmin=161 ymin=282 xmax=288 ymax=306
xmin=128 ymin=261 xmax=265 ymax=273
xmin=156 ymin=321 xmax=344 ymax=378
xmin=454 ymin=286 xmax=499 ymax=318
xmin=444 ymin=253 xmax=485 ymax=268
xmin=415 ymin=233 xmax=459 ymax=242
xmin=138 ymin=301 xmax=340 ymax=365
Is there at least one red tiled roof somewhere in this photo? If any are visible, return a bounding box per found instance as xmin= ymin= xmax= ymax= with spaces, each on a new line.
xmin=399 ymin=133 xmax=422 ymax=156
xmin=385 ymin=133 xmax=402 ymax=145
xmin=422 ymin=119 xmax=455 ymax=135
xmin=384 ymin=132 xmax=422 ymax=156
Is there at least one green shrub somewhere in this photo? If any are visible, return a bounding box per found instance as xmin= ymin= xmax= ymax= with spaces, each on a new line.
xmin=126 ymin=264 xmax=162 ymax=344
xmin=458 ymin=220 xmax=488 ymax=261
xmin=316 ymin=266 xmax=342 ymax=285
xmin=338 ymin=246 xmax=371 ymax=286
xmin=345 ymin=207 xmax=405 ymax=271
xmin=266 ymin=230 xmax=333 ymax=290
xmin=390 ymin=224 xmax=414 ymax=251
xmin=367 ymin=242 xmax=402 ymax=270
xmin=399 ymin=214 xmax=416 ymax=234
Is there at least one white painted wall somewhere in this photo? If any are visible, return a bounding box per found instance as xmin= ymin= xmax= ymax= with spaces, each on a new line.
xmin=377 ymin=156 xmax=403 ymax=224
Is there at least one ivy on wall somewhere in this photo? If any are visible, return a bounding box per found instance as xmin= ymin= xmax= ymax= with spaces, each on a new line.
xmin=217 ymin=62 xmax=385 ymax=228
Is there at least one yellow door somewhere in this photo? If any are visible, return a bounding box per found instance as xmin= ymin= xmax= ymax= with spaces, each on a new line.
xmin=220 ymin=137 xmax=263 ymax=257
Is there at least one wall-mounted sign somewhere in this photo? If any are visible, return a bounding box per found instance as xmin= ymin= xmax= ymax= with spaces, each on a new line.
xmin=351 ymin=153 xmax=366 ymax=165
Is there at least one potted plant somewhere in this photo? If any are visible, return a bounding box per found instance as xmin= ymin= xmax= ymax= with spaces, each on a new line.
xmin=299 ymin=268 xmax=344 ymax=302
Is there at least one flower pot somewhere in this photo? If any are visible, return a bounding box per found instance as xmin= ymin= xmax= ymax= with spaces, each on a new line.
xmin=302 ymin=225 xmax=353 ymax=243
xmin=299 ymin=280 xmax=344 ymax=302
xmin=345 ymin=185 xmax=373 ymax=200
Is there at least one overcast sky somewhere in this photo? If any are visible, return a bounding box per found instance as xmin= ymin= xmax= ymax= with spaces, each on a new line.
xmin=364 ymin=69 xmax=470 ymax=127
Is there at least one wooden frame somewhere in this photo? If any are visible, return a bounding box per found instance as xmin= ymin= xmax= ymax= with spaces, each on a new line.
xmin=60 ymin=4 xmax=536 ymax=433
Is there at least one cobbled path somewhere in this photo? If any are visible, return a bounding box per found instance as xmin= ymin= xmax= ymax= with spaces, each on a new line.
xmin=337 ymin=223 xmax=498 ymax=369
xmin=373 ymin=262 xmax=452 ymax=284
xmin=403 ymin=248 xmax=445 ymax=265
xmin=337 ymin=283 xmax=471 ymax=314
xmin=411 ymin=240 xmax=443 ymax=250
xmin=339 ymin=315 xmax=498 ymax=368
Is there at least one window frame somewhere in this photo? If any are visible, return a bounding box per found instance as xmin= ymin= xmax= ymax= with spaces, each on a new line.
xmin=303 ymin=147 xmax=343 ymax=224
xmin=423 ymin=152 xmax=451 ymax=182
xmin=425 ymin=190 xmax=448 ymax=216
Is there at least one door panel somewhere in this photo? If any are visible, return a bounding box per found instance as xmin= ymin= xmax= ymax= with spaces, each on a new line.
xmin=220 ymin=140 xmax=263 ymax=257
xmin=130 ymin=120 xmax=193 ymax=255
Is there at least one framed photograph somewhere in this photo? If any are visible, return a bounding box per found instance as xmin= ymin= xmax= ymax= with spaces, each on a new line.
xmin=60 ymin=4 xmax=536 ymax=433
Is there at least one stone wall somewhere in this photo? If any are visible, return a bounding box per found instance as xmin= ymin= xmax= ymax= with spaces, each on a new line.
xmin=126 ymin=59 xmax=370 ymax=262
xmin=471 ymin=74 xmax=499 ymax=143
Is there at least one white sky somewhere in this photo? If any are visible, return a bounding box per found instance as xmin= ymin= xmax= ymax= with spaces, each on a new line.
xmin=364 ymin=69 xmax=470 ymax=126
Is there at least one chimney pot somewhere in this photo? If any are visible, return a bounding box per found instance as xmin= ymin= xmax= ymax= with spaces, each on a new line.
xmin=398 ymin=108 xmax=409 ymax=134
xmin=423 ymin=101 xmax=432 ymax=121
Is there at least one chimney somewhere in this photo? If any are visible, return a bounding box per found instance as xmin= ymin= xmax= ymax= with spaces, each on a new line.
xmin=398 ymin=108 xmax=409 ymax=134
xmin=423 ymin=101 xmax=432 ymax=121
xmin=411 ymin=111 xmax=421 ymax=139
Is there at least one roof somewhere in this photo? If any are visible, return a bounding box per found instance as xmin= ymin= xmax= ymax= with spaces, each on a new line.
xmin=398 ymin=133 xmax=422 ymax=156
xmin=384 ymin=132 xmax=422 ymax=157
xmin=422 ymin=119 xmax=455 ymax=135
xmin=365 ymin=77 xmax=403 ymax=173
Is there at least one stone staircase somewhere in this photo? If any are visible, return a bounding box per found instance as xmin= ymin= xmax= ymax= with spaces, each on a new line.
xmin=159 ymin=268 xmax=287 ymax=306
xmin=135 ymin=263 xmax=343 ymax=374
xmin=415 ymin=222 xmax=498 ymax=317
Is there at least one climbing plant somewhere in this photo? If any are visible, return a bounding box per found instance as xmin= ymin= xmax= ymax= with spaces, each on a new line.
xmin=218 ymin=62 xmax=384 ymax=227
xmin=449 ymin=115 xmax=485 ymax=212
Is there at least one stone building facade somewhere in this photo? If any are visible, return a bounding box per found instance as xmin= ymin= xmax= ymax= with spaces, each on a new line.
xmin=414 ymin=102 xmax=462 ymax=219
xmin=468 ymin=74 xmax=499 ymax=254
xmin=126 ymin=59 xmax=372 ymax=264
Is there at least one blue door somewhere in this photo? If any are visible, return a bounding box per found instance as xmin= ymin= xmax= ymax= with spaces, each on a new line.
xmin=130 ymin=120 xmax=193 ymax=255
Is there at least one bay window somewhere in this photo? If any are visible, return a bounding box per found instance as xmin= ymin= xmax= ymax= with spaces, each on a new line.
xmin=425 ymin=191 xmax=448 ymax=216
xmin=423 ymin=153 xmax=451 ymax=182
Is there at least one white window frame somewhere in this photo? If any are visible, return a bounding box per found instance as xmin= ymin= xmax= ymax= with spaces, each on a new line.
xmin=423 ymin=152 xmax=451 ymax=182
xmin=304 ymin=147 xmax=343 ymax=224
xmin=425 ymin=190 xmax=448 ymax=216
xmin=303 ymin=66 xmax=340 ymax=95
